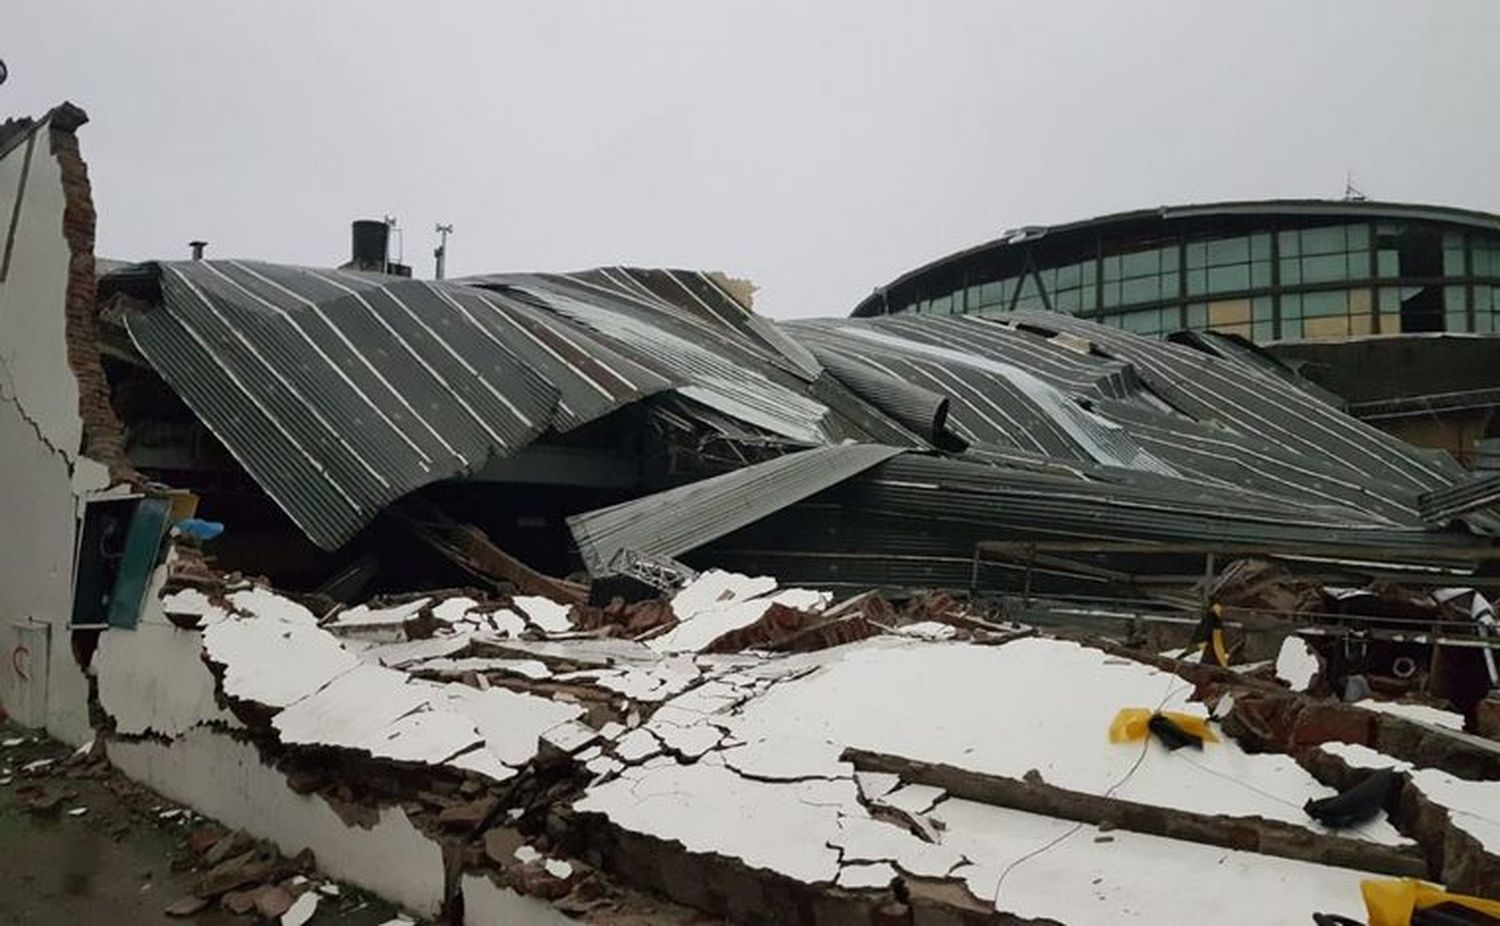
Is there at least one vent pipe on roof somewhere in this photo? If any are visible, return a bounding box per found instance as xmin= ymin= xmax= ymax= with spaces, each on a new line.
xmin=350 ymin=219 xmax=389 ymax=272
xmin=188 ymin=240 xmax=207 ymax=261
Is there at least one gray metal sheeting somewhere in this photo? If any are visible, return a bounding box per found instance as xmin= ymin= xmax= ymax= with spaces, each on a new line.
xmin=119 ymin=258 xmax=1492 ymax=571
xmin=566 ymin=444 xmax=903 ymax=574
xmin=125 ymin=260 xmax=675 ymax=549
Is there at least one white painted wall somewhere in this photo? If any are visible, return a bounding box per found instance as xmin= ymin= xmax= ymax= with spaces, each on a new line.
xmin=110 ymin=728 xmax=447 ymax=916
xmin=0 ymin=115 xmax=109 ymax=744
xmin=94 ymin=568 xmax=240 ymax=737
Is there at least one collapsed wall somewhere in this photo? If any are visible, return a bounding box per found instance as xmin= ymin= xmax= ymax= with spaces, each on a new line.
xmin=0 ymin=103 xmax=123 ymax=745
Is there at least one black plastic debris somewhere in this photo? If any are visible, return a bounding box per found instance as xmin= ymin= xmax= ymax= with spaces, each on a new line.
xmin=1304 ymin=769 xmax=1401 ymax=829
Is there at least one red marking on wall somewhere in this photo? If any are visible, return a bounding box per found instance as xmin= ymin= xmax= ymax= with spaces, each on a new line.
xmin=10 ymin=644 xmax=30 ymax=682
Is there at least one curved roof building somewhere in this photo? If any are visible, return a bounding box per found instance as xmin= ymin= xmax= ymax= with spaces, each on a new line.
xmin=853 ymin=200 xmax=1500 ymax=342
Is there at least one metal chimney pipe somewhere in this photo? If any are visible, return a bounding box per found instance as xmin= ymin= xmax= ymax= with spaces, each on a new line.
xmin=350 ymin=220 xmax=389 ymax=272
xmin=189 ymin=240 xmax=207 ymax=261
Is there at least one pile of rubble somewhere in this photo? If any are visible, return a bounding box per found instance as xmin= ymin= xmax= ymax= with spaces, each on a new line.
xmin=78 ymin=542 xmax=1500 ymax=925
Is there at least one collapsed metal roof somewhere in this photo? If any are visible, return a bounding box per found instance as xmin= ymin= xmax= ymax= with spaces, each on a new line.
xmin=106 ymin=258 xmax=1496 ymax=582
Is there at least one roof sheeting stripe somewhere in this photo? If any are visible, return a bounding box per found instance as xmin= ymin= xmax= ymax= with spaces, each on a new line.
xmin=566 ymin=444 xmax=904 ymax=576
xmin=125 ymin=260 xmax=685 ymax=549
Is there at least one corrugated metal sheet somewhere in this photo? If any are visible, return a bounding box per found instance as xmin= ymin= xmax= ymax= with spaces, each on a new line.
xmin=566 ymin=444 xmax=902 ymax=575
xmin=808 ymin=345 xmax=958 ymax=446
xmin=1420 ymin=473 xmax=1500 ymax=525
xmin=124 ymin=260 xmax=675 ymax=549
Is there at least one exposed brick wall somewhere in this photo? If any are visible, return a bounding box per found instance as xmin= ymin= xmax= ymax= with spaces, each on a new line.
xmin=46 ymin=103 xmax=133 ymax=479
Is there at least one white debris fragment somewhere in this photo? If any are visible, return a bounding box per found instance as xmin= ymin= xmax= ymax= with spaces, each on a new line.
xmin=575 ymin=760 xmax=852 ymax=884
xmin=831 ymin=814 xmax=965 ymax=877
xmin=897 ymin=621 xmax=959 ymax=641
xmin=1275 ymin=636 xmax=1321 ymax=691
xmin=432 ymin=596 xmax=481 ymax=624
xmin=2 ymin=738 xmax=25 ymax=748
xmin=273 ymin=664 xmax=431 ymax=750
xmin=542 ymin=721 xmax=599 ymax=754
xmin=721 ymin=637 xmax=1407 ymax=844
xmin=317 ymin=882 xmax=341 ymax=896
xmin=67 ymin=806 xmax=88 ymax=816
xmin=514 ymin=845 xmax=543 ymax=864
xmin=855 ymin=771 xmax=901 ymax=803
xmin=328 ymin=598 xmax=431 ymax=629
xmin=21 ymin=759 xmax=54 ymax=773
xmin=364 ymin=710 xmax=483 ymax=765
xmin=586 ymin=754 xmax=624 ymax=778
xmin=835 ymin=862 xmax=897 ymax=889
xmin=0 ymin=777 xmax=12 ymax=786
xmin=878 ymin=783 xmax=946 ymax=816
xmin=651 ymin=581 xmax=830 ymax=654
xmin=543 ymin=858 xmax=574 ymax=880
xmin=281 ymin=891 xmax=318 ymax=926
xmin=482 ymin=608 xmax=528 ymax=637
xmin=1354 ymin=699 xmax=1466 ymax=731
xmin=512 ymin=596 xmax=574 ymax=634
xmin=228 ymin=587 xmax=319 ymax=626
xmin=159 ymin=809 xmax=181 ymax=819
xmin=161 ymin=588 xmax=231 ymax=626
xmin=411 ymin=657 xmax=551 ymax=680
xmin=361 ymin=633 xmax=473 ymax=669
xmin=446 ymin=747 xmax=518 ymax=784
xmin=648 ymin=721 xmax=725 ymax=759
xmin=614 ymin=728 xmax=662 ymax=762
xmin=598 ymin=722 xmax=626 ymax=741
xmin=203 ymin=612 xmax=360 ymax=709
xmin=671 ymin=570 xmax=777 ymax=620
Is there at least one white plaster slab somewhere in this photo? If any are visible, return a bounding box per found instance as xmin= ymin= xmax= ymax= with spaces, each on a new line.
xmin=1275 ymin=636 xmax=1321 ymax=692
xmin=228 ymin=587 xmax=318 ymax=626
xmin=328 ymin=598 xmax=432 ymax=628
xmin=273 ymin=664 xmax=429 ymax=749
xmin=830 ymin=814 xmax=965 ymax=878
xmin=432 ymin=597 xmax=480 ymax=624
xmin=360 ymin=634 xmax=473 ymax=669
xmin=835 ymin=862 xmax=897 ymax=889
xmin=512 ymin=596 xmax=574 ymax=634
xmin=898 ymin=621 xmax=960 ymax=641
xmin=410 ymin=657 xmax=552 ymax=680
xmin=203 ymin=616 xmax=360 ymax=710
xmin=932 ymin=797 xmax=1371 ymax=923
xmin=720 ymin=637 xmax=1407 ymax=845
xmin=364 ymin=709 xmax=482 ymax=765
xmin=436 ymin=684 xmax=584 ymax=767
xmin=1354 ymin=699 xmax=1466 ymax=731
xmin=878 ymin=783 xmax=946 ymax=816
xmin=446 ymin=747 xmax=517 ymax=784
xmin=575 ymin=759 xmax=852 ymax=884
xmin=161 ymin=588 xmax=231 ymax=627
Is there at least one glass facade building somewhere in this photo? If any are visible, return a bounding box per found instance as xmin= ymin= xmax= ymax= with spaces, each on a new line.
xmin=852 ymin=201 xmax=1500 ymax=342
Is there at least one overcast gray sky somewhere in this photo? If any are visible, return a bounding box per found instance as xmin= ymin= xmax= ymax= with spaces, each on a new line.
xmin=8 ymin=1 xmax=1500 ymax=317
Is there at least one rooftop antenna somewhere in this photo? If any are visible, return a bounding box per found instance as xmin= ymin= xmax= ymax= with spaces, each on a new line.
xmin=433 ymin=224 xmax=453 ymax=280
xmin=1344 ymin=172 xmax=1367 ymax=202
xmin=383 ymin=214 xmax=403 ymax=270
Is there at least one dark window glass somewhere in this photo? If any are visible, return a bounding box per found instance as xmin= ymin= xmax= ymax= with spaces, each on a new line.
xmin=1207 ymin=264 xmax=1250 ymax=293
xmin=1277 ymin=230 xmax=1299 ymax=257
xmin=1206 ymin=237 xmax=1250 ymax=266
xmin=1301 ymin=226 xmax=1346 ymax=256
xmin=1302 ymin=254 xmax=1349 ymax=284
xmin=1122 ymin=276 xmax=1160 ymax=305
xmin=1303 ymin=290 xmax=1346 ymax=317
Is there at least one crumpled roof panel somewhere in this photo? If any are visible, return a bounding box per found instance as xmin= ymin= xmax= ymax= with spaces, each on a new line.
xmin=125 ymin=261 xmax=673 ymax=548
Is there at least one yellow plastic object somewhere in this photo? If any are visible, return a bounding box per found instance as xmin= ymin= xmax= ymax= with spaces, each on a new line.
xmin=1201 ymin=603 xmax=1231 ymax=667
xmin=1108 ymin=708 xmax=1220 ymax=745
xmin=1361 ymin=878 xmax=1500 ymax=926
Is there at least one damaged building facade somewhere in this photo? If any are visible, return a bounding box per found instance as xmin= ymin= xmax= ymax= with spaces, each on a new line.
xmin=3 ymin=103 xmax=1500 ymax=925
